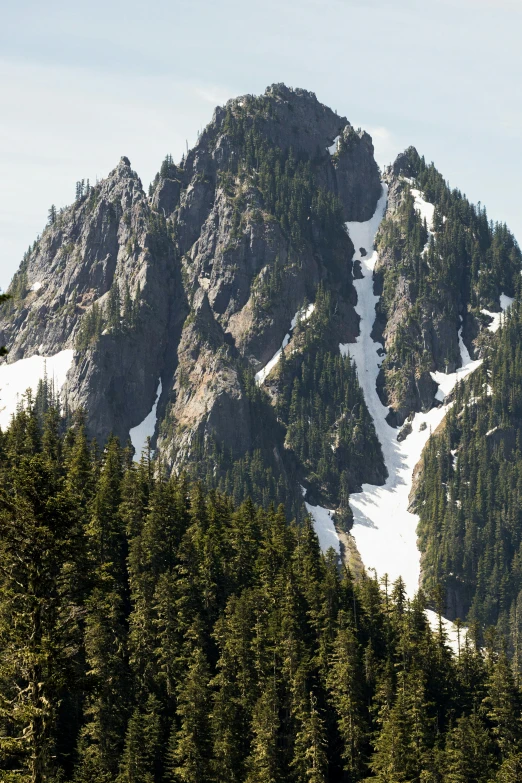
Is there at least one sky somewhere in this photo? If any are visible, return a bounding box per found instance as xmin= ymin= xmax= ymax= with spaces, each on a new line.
xmin=1 ymin=0 xmax=521 ymax=290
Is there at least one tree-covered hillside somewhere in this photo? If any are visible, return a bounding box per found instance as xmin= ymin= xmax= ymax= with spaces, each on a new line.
xmin=376 ymin=147 xmax=521 ymax=423
xmin=2 ymin=401 xmax=522 ymax=783
xmin=417 ymin=292 xmax=522 ymax=657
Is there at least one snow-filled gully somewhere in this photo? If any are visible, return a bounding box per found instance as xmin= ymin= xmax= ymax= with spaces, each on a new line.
xmin=129 ymin=379 xmax=163 ymax=462
xmin=255 ymin=303 xmax=315 ymax=385
xmin=342 ymin=185 xmax=485 ymax=599
xmin=305 ymin=183 xmax=507 ymax=648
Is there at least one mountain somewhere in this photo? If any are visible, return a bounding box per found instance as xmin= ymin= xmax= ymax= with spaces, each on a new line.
xmin=1 ymin=83 xmax=521 ymax=635
xmin=4 ymin=82 xmax=522 ymax=783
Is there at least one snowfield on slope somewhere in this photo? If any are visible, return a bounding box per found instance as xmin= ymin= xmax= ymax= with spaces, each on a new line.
xmin=481 ymin=293 xmax=514 ymax=333
xmin=0 ymin=350 xmax=74 ymax=430
xmin=129 ymin=379 xmax=162 ymax=462
xmin=255 ymin=303 xmax=315 ymax=385
xmin=340 ymin=185 xmax=484 ymax=600
xmin=304 ymin=501 xmax=340 ymax=555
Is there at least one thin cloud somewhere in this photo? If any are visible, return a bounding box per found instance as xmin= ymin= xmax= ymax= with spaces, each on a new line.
xmin=195 ymin=86 xmax=234 ymax=107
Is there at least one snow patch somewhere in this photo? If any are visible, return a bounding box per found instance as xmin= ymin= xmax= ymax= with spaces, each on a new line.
xmin=426 ymin=609 xmax=467 ymax=655
xmin=430 ymin=324 xmax=482 ymax=402
xmin=255 ymin=303 xmax=315 ymax=385
xmin=30 ymin=281 xmax=43 ymax=292
xmin=129 ymin=379 xmax=162 ymax=462
xmin=411 ymin=188 xmax=435 ymax=231
xmin=305 ymin=502 xmax=340 ymax=555
xmin=0 ymin=350 xmax=74 ymax=431
xmin=341 ymin=185 xmax=483 ymax=599
xmin=327 ymin=135 xmax=340 ymax=155
xmin=481 ymin=292 xmax=514 ymax=333
xmin=410 ymin=188 xmax=435 ymax=255
xmin=500 ymin=293 xmax=514 ymax=311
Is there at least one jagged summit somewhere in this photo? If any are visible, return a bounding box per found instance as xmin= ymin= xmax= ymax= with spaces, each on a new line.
xmin=390 ymin=145 xmax=422 ymax=178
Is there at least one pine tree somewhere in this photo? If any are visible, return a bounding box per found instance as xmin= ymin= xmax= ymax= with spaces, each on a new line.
xmin=442 ymin=712 xmax=494 ymax=783
xmin=117 ymin=694 xmax=162 ymax=783
xmin=327 ymin=613 xmax=366 ymax=780
xmin=483 ymin=649 xmax=522 ymax=760
xmin=245 ymin=680 xmax=281 ymax=783
xmin=75 ymin=436 xmax=129 ymax=782
xmin=164 ymin=645 xmax=213 ymax=783
xmin=0 ymin=409 xmax=77 ymax=783
xmin=292 ymin=692 xmax=328 ymax=783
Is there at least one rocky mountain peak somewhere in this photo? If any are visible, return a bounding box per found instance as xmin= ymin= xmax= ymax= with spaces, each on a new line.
xmin=1 ymin=85 xmax=387 ymax=515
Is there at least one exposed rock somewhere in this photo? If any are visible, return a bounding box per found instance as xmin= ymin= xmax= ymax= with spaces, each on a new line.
xmin=152 ymin=177 xmax=181 ymax=216
xmin=333 ymin=126 xmax=382 ymax=222
xmin=0 ymin=84 xmax=383 ymax=508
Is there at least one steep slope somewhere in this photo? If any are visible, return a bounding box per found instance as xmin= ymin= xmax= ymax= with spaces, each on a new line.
xmin=0 ymin=84 xmax=385 ymax=519
xmin=375 ymin=147 xmax=520 ymax=425
xmin=0 ymin=157 xmax=184 ymax=445
xmin=341 ymin=185 xmax=484 ymax=603
xmin=415 ymin=297 xmax=522 ymax=650
xmin=337 ymin=151 xmax=520 ymax=613
xmin=2 ymin=85 xmax=521 ymax=633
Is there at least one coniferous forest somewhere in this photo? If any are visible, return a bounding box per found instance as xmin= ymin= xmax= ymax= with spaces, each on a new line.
xmin=2 ymin=402 xmax=522 ymax=782
xmin=417 ymin=298 xmax=522 ymax=650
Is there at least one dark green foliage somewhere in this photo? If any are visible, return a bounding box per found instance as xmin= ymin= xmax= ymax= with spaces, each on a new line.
xmin=75 ymin=283 xmax=141 ymax=351
xmin=75 ymin=302 xmax=104 ymax=351
xmin=147 ymin=211 xmax=173 ymax=256
xmin=220 ymin=105 xmax=345 ymax=252
xmin=190 ymin=436 xmax=293 ymax=516
xmin=417 ymin=297 xmax=522 ymax=655
xmin=276 ymin=286 xmax=385 ymax=508
xmin=1 ymin=404 xmax=520 ymax=782
xmin=160 ymin=154 xmax=179 ymax=180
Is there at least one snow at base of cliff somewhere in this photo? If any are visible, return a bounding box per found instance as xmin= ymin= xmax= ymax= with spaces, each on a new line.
xmin=411 ymin=188 xmax=435 ymax=230
xmin=129 ymin=379 xmax=162 ymax=462
xmin=430 ymin=324 xmax=482 ymax=402
xmin=426 ymin=609 xmax=467 ymax=655
xmin=327 ymin=135 xmax=340 ymax=155
xmin=305 ymin=502 xmax=340 ymax=555
xmin=0 ymin=350 xmax=74 ymax=430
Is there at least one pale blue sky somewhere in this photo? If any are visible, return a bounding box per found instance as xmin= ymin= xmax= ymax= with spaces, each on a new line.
xmin=1 ymin=0 xmax=521 ymax=290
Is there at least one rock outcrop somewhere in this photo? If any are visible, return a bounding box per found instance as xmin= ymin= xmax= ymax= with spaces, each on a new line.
xmin=0 ymin=84 xmax=385 ymax=514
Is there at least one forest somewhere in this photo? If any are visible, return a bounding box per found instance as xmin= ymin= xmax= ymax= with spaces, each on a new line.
xmin=1 ymin=398 xmax=522 ymax=782
xmin=417 ymin=295 xmax=522 ymax=657
xmin=376 ymin=148 xmax=521 ymax=417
